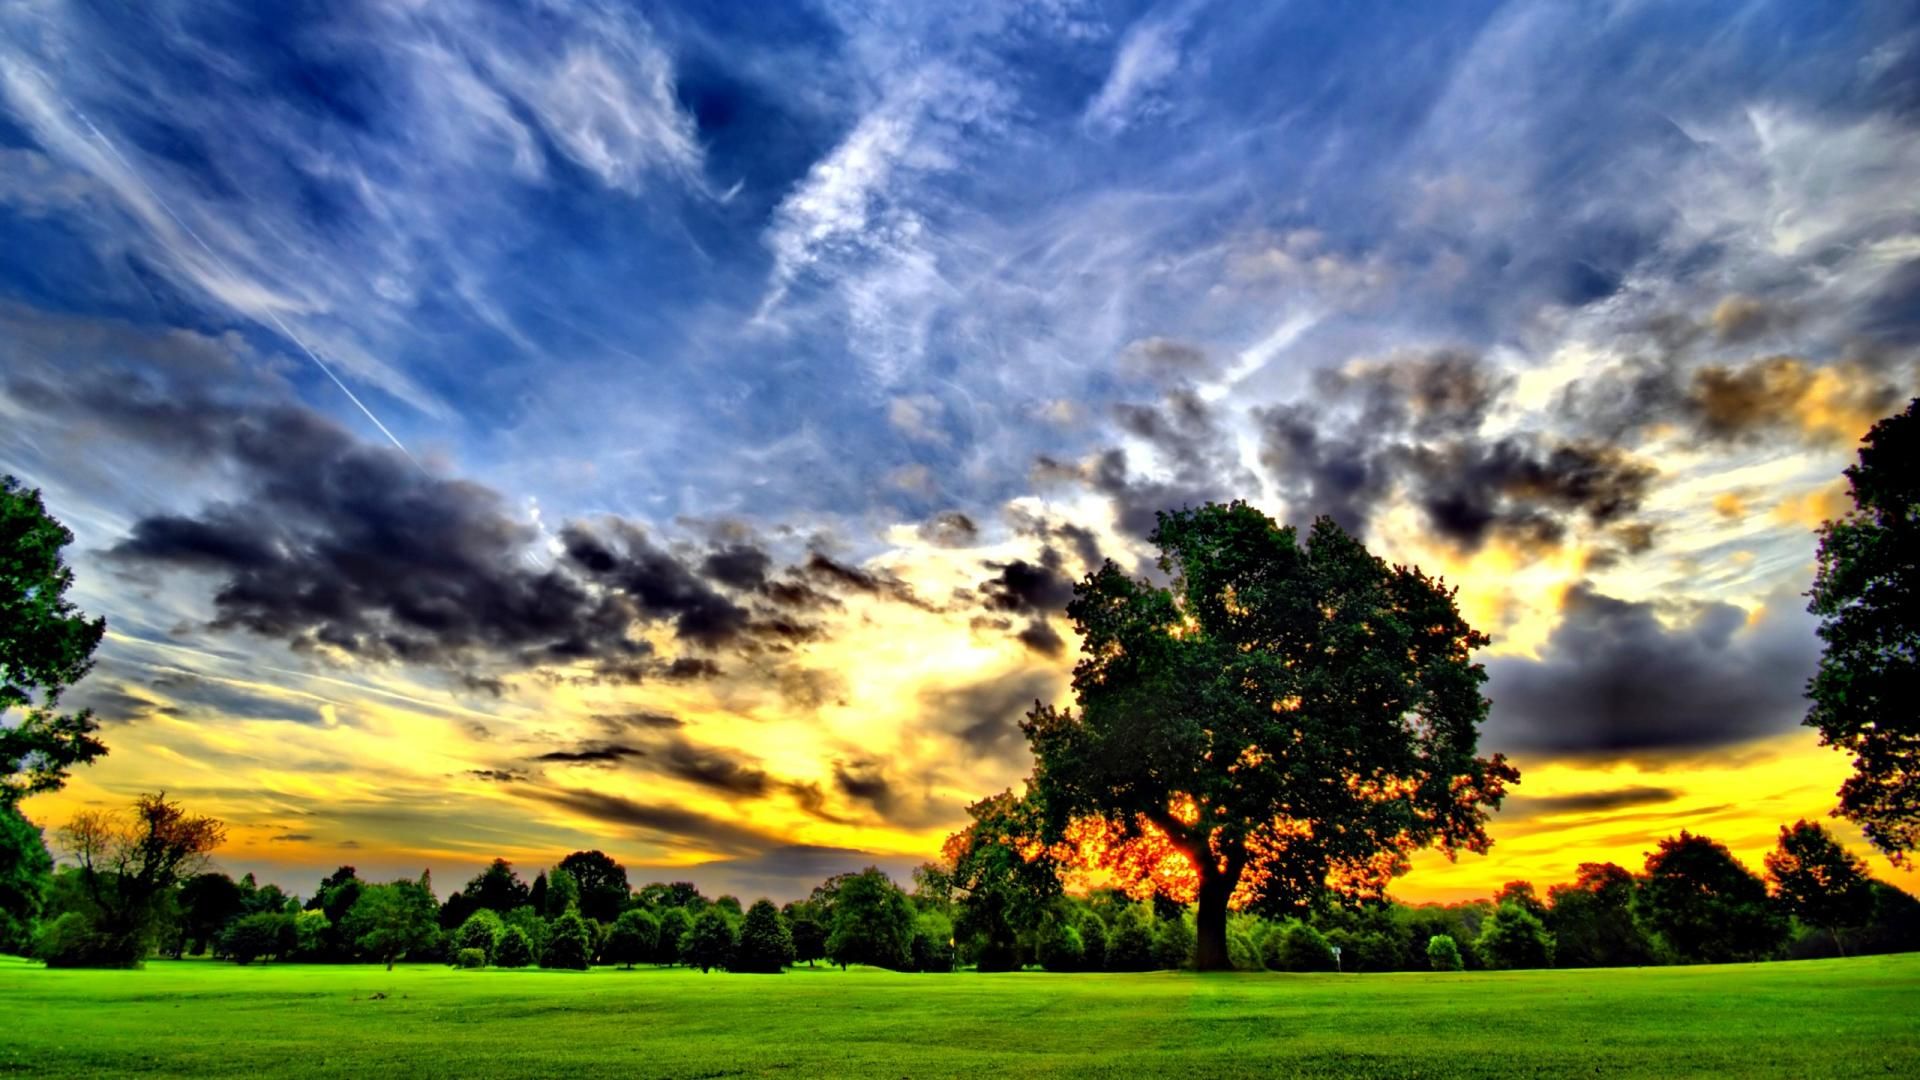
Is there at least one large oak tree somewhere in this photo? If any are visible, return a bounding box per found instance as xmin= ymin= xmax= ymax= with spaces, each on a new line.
xmin=1023 ymin=503 xmax=1516 ymax=970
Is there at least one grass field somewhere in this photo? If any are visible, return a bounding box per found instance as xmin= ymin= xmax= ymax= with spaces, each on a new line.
xmin=3 ymin=954 xmax=1917 ymax=1078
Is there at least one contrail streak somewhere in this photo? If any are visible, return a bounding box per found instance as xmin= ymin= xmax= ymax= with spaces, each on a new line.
xmin=67 ymin=103 xmax=419 ymax=466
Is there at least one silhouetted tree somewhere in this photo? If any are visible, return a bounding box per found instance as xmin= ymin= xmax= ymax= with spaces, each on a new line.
xmin=681 ymin=908 xmax=735 ymax=973
xmin=785 ymin=902 xmax=827 ymax=966
xmin=1766 ymin=820 xmax=1875 ymax=955
xmin=56 ymin=793 xmax=224 ymax=964
xmin=946 ymin=792 xmax=1060 ymax=971
xmin=528 ymin=871 xmax=549 ymax=915
xmin=220 ymin=912 xmax=290 ymax=964
xmin=1036 ymin=918 xmax=1084 ymax=972
xmin=556 ymin=850 xmax=629 ymax=924
xmin=1023 ymin=505 xmax=1517 ymax=969
xmin=441 ymin=858 xmax=530 ymax=928
xmin=1547 ymin=862 xmax=1651 ymax=968
xmin=343 ymin=877 xmax=438 ymax=969
xmin=1 ymin=477 xmax=107 ymax=805
xmin=494 ymin=925 xmax=534 ymax=968
xmin=542 ymin=867 xmax=580 ymax=918
xmin=1639 ymin=832 xmax=1787 ymax=963
xmin=1493 ymin=881 xmax=1548 ymax=921
xmin=175 ymin=872 xmax=247 ymax=957
xmin=1807 ymin=399 xmax=1920 ymax=860
xmin=1077 ymin=912 xmax=1107 ymax=972
xmin=731 ymin=899 xmax=794 ymax=973
xmin=825 ymin=867 xmax=914 ymax=970
xmin=606 ymin=908 xmax=658 ymax=969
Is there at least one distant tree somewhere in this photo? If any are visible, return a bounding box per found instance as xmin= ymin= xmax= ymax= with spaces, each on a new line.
xmin=543 ymin=867 xmax=580 ymax=918
xmin=343 ymin=878 xmax=438 ymax=969
xmin=825 ymin=867 xmax=915 ymax=971
xmin=910 ymin=862 xmax=956 ymax=914
xmin=1 ymin=477 xmax=108 ymax=805
xmin=291 ymin=910 xmax=330 ymax=960
xmin=56 ymin=793 xmax=224 ymax=964
xmin=1547 ymin=862 xmax=1651 ymax=969
xmin=785 ymin=902 xmax=827 ymax=967
xmin=541 ymin=910 xmax=591 ymax=970
xmin=1265 ymin=921 xmax=1336 ymax=972
xmin=1036 ymin=918 xmax=1084 ymax=972
xmin=454 ymin=909 xmax=505 ymax=962
xmin=1426 ymin=933 xmax=1464 ymax=971
xmin=1806 ymin=399 xmax=1920 ymax=860
xmin=494 ymin=925 xmax=534 ymax=968
xmin=556 ymin=851 xmax=629 ymax=924
xmin=528 ymin=871 xmax=549 ymax=915
xmin=0 ymin=804 xmax=53 ymax=955
xmin=220 ymin=912 xmax=290 ymax=964
xmin=1077 ymin=912 xmax=1107 ymax=972
xmin=1023 ymin=505 xmax=1517 ymax=969
xmin=1639 ymin=832 xmax=1787 ymax=964
xmin=681 ymin=907 xmax=735 ymax=973
xmin=1765 ymin=820 xmax=1875 ymax=956
xmin=442 ymin=858 xmax=530 ymax=928
xmin=175 ymin=872 xmax=247 ymax=958
xmin=731 ymin=899 xmax=795 ymax=973
xmin=945 ymin=792 xmax=1060 ymax=972
xmin=606 ymin=908 xmax=658 ymax=969
xmin=1476 ymin=902 xmax=1554 ymax=969
xmin=654 ymin=907 xmax=692 ymax=965
xmin=1151 ymin=913 xmax=1195 ymax=970
xmin=1493 ymin=881 xmax=1548 ymax=921
xmin=1105 ymin=905 xmax=1156 ymax=971
xmin=910 ymin=909 xmax=956 ymax=972
xmin=1856 ymin=882 xmax=1920 ymax=956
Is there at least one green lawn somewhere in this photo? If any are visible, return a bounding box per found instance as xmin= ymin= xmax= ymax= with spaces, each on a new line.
xmin=2 ymin=954 xmax=1916 ymax=1078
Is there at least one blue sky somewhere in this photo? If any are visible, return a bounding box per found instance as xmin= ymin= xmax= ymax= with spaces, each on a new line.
xmin=1 ymin=1 xmax=1916 ymax=901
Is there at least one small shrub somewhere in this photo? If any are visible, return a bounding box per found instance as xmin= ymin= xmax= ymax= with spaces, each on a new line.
xmin=494 ymin=926 xmax=534 ymax=968
xmin=454 ymin=910 xmax=504 ymax=962
xmin=456 ymin=947 xmax=487 ymax=969
xmin=1227 ymin=928 xmax=1261 ymax=971
xmin=34 ymin=912 xmax=136 ymax=968
xmin=221 ymin=912 xmax=290 ymax=965
xmin=1426 ymin=934 xmax=1464 ymax=971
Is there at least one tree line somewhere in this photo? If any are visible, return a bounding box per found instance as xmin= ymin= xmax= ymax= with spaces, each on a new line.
xmin=9 ymin=788 xmax=1917 ymax=973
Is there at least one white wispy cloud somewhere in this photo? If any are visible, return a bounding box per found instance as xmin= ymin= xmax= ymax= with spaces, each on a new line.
xmin=1082 ymin=6 xmax=1196 ymax=134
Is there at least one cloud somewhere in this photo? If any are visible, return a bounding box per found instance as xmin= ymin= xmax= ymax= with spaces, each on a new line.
xmin=1083 ymin=11 xmax=1191 ymax=134
xmin=532 ymin=743 xmax=645 ymax=765
xmin=1483 ymin=585 xmax=1821 ymax=758
xmin=1502 ymin=786 xmax=1681 ymax=821
xmin=660 ymin=845 xmax=922 ymax=904
xmin=517 ymin=786 xmax=785 ymax=857
xmin=919 ymin=669 xmax=1062 ymax=763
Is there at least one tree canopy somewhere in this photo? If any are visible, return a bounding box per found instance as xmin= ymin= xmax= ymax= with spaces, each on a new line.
xmin=1023 ymin=503 xmax=1517 ymax=969
xmin=55 ymin=793 xmax=224 ymax=964
xmin=1639 ymin=831 xmax=1786 ymax=964
xmin=1807 ymin=398 xmax=1920 ymax=860
xmin=1765 ymin=820 xmax=1875 ymax=954
xmin=1 ymin=476 xmax=107 ymax=805
xmin=556 ymin=850 xmax=629 ymax=923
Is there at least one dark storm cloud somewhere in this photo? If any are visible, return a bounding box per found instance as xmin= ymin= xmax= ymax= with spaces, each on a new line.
xmin=801 ymin=553 xmax=938 ymax=610
xmin=560 ymin=522 xmax=751 ymax=649
xmin=1251 ymin=351 xmax=1659 ymax=549
xmin=1015 ymin=619 xmax=1065 ymax=658
xmin=465 ymin=768 xmax=525 ymax=783
xmin=532 ymin=743 xmax=645 ymax=764
xmin=517 ymin=787 xmax=783 ymax=856
xmin=1502 ymin=786 xmax=1680 ymax=821
xmin=652 ymin=736 xmax=771 ymax=796
xmin=147 ymin=671 xmax=329 ymax=725
xmin=977 ymin=550 xmax=1075 ymax=616
xmin=592 ymin=711 xmax=685 ymax=733
xmin=699 ymin=544 xmax=773 ymax=590
xmin=1558 ymin=351 xmax=1906 ymax=448
xmin=1483 ymin=585 xmax=1821 ymax=758
xmin=920 ymin=669 xmax=1061 ymax=762
xmin=832 ymin=759 xmax=898 ymax=815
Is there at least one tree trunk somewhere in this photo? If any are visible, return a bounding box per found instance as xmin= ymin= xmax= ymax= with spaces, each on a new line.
xmin=1194 ymin=870 xmax=1237 ymax=971
xmin=386 ymin=957 xmax=394 ymax=971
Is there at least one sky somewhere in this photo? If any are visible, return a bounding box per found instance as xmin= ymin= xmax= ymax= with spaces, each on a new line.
xmin=2 ymin=0 xmax=1917 ymax=904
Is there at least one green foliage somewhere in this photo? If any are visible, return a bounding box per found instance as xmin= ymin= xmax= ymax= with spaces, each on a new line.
xmin=731 ymin=899 xmax=795 ymax=973
xmin=0 ymin=477 xmax=108 ymax=805
xmin=606 ymin=908 xmax=658 ymax=969
xmin=947 ymin=792 xmax=1060 ymax=972
xmin=1023 ymin=504 xmax=1516 ymax=969
xmin=504 ymin=905 xmax=551 ymax=959
xmin=493 ymin=926 xmax=533 ymax=968
xmin=1546 ymin=863 xmax=1652 ymax=969
xmin=1426 ymin=933 xmax=1464 ymax=971
xmin=544 ymin=867 xmax=581 ymax=918
xmin=909 ymin=910 xmax=955 ymax=973
xmin=342 ymin=879 xmax=438 ymax=969
xmin=825 ymin=867 xmax=914 ymax=971
xmin=1476 ymin=902 xmax=1554 ymax=970
xmin=1037 ymin=919 xmax=1084 ymax=972
xmin=1265 ymin=921 xmax=1336 ymax=972
xmin=786 ymin=904 xmax=827 ymax=966
xmin=1076 ymin=912 xmax=1107 ymax=972
xmin=1151 ymin=915 xmax=1194 ymax=970
xmin=654 ymin=907 xmax=692 ymax=965
xmin=1766 ymin=820 xmax=1875 ymax=950
xmin=541 ymin=911 xmax=591 ymax=970
xmin=57 ymin=793 xmax=224 ymax=965
xmin=291 ymin=911 xmax=330 ymax=961
xmin=0 ymin=803 xmax=52 ymax=954
xmin=175 ymin=872 xmax=246 ymax=958
xmin=1639 ymin=832 xmax=1787 ymax=964
xmin=441 ymin=858 xmax=530 ymax=929
xmin=681 ymin=908 xmax=735 ymax=973
xmin=33 ymin=911 xmax=125 ymax=968
xmin=456 ymin=947 xmax=486 ymax=969
xmin=1104 ymin=905 xmax=1156 ymax=971
xmin=454 ymin=910 xmax=504 ymax=961
xmin=220 ymin=912 xmax=290 ymax=964
xmin=1806 ymin=398 xmax=1920 ymax=858
xmin=556 ymin=851 xmax=629 ymax=924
